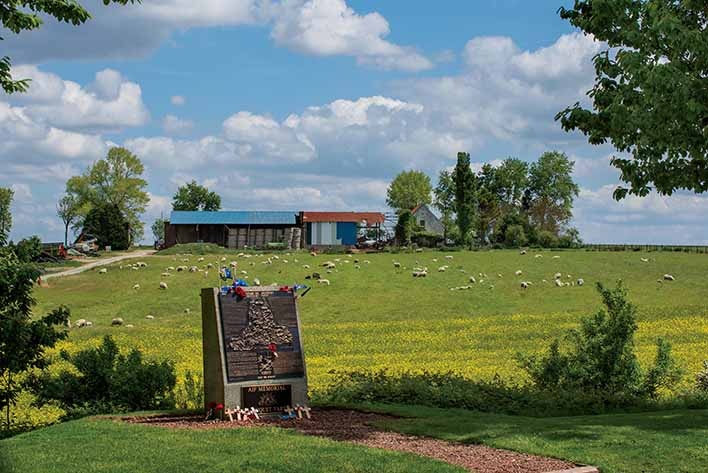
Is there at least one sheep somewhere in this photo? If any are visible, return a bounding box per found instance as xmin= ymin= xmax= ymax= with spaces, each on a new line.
xmin=272 ymin=255 xmax=280 ymax=260
xmin=520 ymin=250 xmax=527 ymax=255
xmin=161 ymin=272 xmax=170 ymax=277
xmin=664 ymin=274 xmax=675 ymax=281
xmin=241 ymin=270 xmax=248 ymax=275
xmin=132 ymin=284 xmax=140 ymax=290
xmin=520 ymin=281 xmax=529 ymax=289
xmin=554 ymin=272 xmax=562 ymax=279
xmin=364 ymin=260 xmax=371 ymax=264
xmin=515 ymin=270 xmax=523 ymax=276
xmin=159 ymin=281 xmax=168 ymax=289
xmin=555 ymin=279 xmax=565 ymax=287
xmin=445 ymin=255 xmax=454 ymax=260
xmin=498 ymin=274 xmax=503 ymax=278
xmin=167 ymin=266 xmax=176 ymax=271
xmin=355 ymin=265 xmax=361 ymax=269
xmin=253 ymin=278 xmax=261 ymax=286
xmin=393 ymin=261 xmax=401 ymax=268
xmin=189 ymin=266 xmax=199 ymax=272
xmin=535 ymin=254 xmax=543 ymax=258
xmin=111 ymin=318 xmax=124 ymax=326
xmin=577 ymin=278 xmax=584 ymax=286
xmin=146 ymin=315 xmax=154 ymax=320
xmin=136 ymin=262 xmax=148 ymax=268
xmin=641 ymin=257 xmax=649 ymax=263
xmin=552 ymin=255 xmax=561 ymax=259
xmin=184 ymin=308 xmax=191 ymax=314
xmin=469 ymin=276 xmax=476 ymax=284
xmin=75 ymin=319 xmax=88 ymax=328
xmin=98 ymin=268 xmax=107 ymax=274
xmin=204 ymin=271 xmax=209 ymax=278
xmin=318 ymin=279 xmax=331 ymax=285
xmin=85 ymin=321 xmax=93 ymax=327
xmin=450 ymin=286 xmax=471 ymax=291
xmin=206 ymin=263 xmax=214 ymax=269
xmin=438 ymin=266 xmax=448 ymax=272
xmin=303 ymin=264 xmax=311 ymax=269
xmin=412 ymin=270 xmax=428 ymax=278
xmin=198 ymin=257 xmax=205 ymax=262
xmin=322 ymin=261 xmax=336 ymax=269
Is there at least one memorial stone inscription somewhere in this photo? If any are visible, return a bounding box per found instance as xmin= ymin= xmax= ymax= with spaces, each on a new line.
xmin=201 ymin=287 xmax=308 ymax=414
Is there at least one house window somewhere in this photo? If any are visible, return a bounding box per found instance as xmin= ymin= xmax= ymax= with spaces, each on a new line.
xmin=420 ymin=219 xmax=426 ymax=227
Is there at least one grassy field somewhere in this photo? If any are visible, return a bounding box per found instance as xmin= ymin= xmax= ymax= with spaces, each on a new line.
xmin=34 ymin=248 xmax=708 ymax=392
xmin=0 ymin=417 xmax=461 ymax=473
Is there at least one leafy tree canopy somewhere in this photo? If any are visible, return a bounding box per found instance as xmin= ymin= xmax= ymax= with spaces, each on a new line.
xmin=66 ymin=147 xmax=149 ymax=243
xmin=454 ymin=152 xmax=477 ymax=246
xmin=1 ymin=0 xmax=138 ymax=94
xmin=386 ymin=170 xmax=432 ymax=212
xmin=172 ymin=181 xmax=221 ymax=211
xmin=0 ymin=187 xmax=12 ymax=247
xmin=556 ymin=0 xmax=708 ymax=199
xmin=83 ymin=203 xmax=129 ymax=251
xmin=527 ymin=152 xmax=579 ymax=235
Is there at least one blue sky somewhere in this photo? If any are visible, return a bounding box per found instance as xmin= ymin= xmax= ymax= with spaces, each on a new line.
xmin=1 ymin=0 xmax=706 ymax=244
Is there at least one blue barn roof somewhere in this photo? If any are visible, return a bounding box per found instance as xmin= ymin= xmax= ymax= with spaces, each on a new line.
xmin=169 ymin=211 xmax=298 ymax=225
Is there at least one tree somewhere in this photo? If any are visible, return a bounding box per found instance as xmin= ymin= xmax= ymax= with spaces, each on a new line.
xmin=394 ymin=210 xmax=415 ymax=246
xmin=527 ymin=152 xmax=579 ymax=235
xmin=172 ymin=181 xmax=221 ymax=211
xmin=494 ymin=158 xmax=529 ymax=212
xmin=556 ymin=1 xmax=708 ymax=199
xmin=0 ymin=250 xmax=69 ymax=430
xmin=1 ymin=1 xmax=137 ymax=94
xmin=433 ymin=169 xmax=456 ymax=241
xmin=83 ymin=203 xmax=129 ymax=251
xmin=386 ymin=170 xmax=432 ymax=212
xmin=0 ymin=188 xmax=12 ymax=247
xmin=56 ymin=194 xmax=79 ymax=246
xmin=152 ymin=217 xmax=167 ymax=244
xmin=66 ymin=147 xmax=149 ymax=243
xmin=454 ymin=153 xmax=476 ymax=246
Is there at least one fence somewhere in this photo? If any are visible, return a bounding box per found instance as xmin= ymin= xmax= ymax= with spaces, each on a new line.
xmin=582 ymin=244 xmax=708 ymax=253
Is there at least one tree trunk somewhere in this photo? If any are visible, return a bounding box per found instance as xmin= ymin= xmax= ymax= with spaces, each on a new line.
xmin=64 ymin=222 xmax=69 ymax=246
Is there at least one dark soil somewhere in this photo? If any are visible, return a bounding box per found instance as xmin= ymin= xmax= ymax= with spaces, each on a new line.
xmin=122 ymin=408 xmax=577 ymax=473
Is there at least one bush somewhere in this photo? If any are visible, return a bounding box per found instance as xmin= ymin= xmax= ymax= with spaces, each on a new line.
xmin=504 ymin=225 xmax=528 ymax=247
xmin=33 ymin=335 xmax=176 ymax=412
xmin=13 ymin=236 xmax=42 ymax=263
xmin=83 ymin=203 xmax=129 ymax=250
xmin=518 ymin=282 xmax=683 ymax=401
xmin=411 ymin=231 xmax=444 ymax=248
xmin=537 ymin=230 xmax=559 ymax=248
xmin=394 ymin=211 xmax=416 ymax=245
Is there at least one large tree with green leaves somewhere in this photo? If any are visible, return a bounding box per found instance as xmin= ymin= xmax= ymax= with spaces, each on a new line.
xmin=0 ymin=250 xmax=69 ymax=430
xmin=66 ymin=147 xmax=149 ymax=244
xmin=454 ymin=152 xmax=477 ymax=245
xmin=386 ymin=170 xmax=432 ymax=212
xmin=433 ymin=169 xmax=456 ymax=240
xmin=1 ymin=0 xmax=138 ymax=94
xmin=527 ymin=151 xmax=580 ymax=235
xmin=172 ymin=181 xmax=221 ymax=211
xmin=0 ymin=187 xmax=12 ymax=247
xmin=556 ymin=0 xmax=708 ymax=199
xmin=56 ymin=194 xmax=79 ymax=246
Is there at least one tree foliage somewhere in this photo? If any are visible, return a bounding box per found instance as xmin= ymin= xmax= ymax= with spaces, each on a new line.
xmin=527 ymin=152 xmax=579 ymax=235
xmin=56 ymin=194 xmax=79 ymax=246
xmin=66 ymin=147 xmax=149 ymax=243
xmin=0 ymin=250 xmax=69 ymax=429
xmin=0 ymin=187 xmax=13 ymax=247
xmin=83 ymin=203 xmax=129 ymax=251
xmin=151 ymin=217 xmax=166 ymax=243
xmin=0 ymin=0 xmax=138 ymax=94
xmin=454 ymin=153 xmax=477 ymax=246
xmin=394 ymin=210 xmax=416 ymax=245
xmin=433 ymin=169 xmax=456 ymax=239
xmin=386 ymin=170 xmax=432 ymax=212
xmin=556 ymin=0 xmax=708 ymax=198
xmin=172 ymin=181 xmax=221 ymax=211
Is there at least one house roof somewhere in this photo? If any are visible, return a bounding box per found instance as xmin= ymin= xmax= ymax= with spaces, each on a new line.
xmin=302 ymin=211 xmax=385 ymax=224
xmin=169 ymin=211 xmax=298 ymax=225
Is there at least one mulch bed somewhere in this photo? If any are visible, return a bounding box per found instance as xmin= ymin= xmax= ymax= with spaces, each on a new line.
xmin=122 ymin=409 xmax=577 ymax=473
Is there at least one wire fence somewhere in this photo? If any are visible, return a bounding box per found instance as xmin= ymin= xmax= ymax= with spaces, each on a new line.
xmin=582 ymin=244 xmax=708 ymax=253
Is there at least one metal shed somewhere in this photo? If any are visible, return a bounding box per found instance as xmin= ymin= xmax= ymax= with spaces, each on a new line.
xmin=301 ymin=212 xmax=385 ymax=247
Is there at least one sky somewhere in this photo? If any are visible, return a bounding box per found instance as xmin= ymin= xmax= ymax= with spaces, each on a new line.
xmin=1 ymin=0 xmax=707 ymax=245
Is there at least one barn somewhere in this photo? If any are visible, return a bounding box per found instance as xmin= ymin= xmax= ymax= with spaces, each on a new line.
xmin=164 ymin=211 xmax=302 ymax=249
xmin=302 ymin=212 xmax=385 ymax=247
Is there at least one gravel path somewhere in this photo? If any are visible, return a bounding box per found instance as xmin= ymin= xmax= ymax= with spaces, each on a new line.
xmin=43 ymin=250 xmax=156 ymax=280
xmin=122 ymin=409 xmax=579 ymax=473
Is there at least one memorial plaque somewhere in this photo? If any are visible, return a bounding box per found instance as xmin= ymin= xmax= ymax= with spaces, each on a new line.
xmin=201 ymin=286 xmax=308 ymax=415
xmin=241 ymin=384 xmax=292 ymax=413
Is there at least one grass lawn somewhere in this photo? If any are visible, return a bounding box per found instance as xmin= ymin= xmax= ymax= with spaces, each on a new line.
xmin=371 ymin=404 xmax=708 ymax=473
xmin=0 ymin=417 xmax=462 ymax=473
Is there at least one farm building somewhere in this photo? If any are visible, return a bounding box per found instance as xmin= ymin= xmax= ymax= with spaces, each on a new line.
xmin=411 ymin=204 xmax=444 ymax=235
xmin=164 ymin=211 xmax=302 ymax=249
xmin=301 ymin=211 xmax=385 ymax=247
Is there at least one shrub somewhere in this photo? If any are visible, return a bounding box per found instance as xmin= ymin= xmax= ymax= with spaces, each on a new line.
xmin=394 ymin=211 xmax=416 ymax=245
xmin=504 ymin=224 xmax=528 ymax=247
xmin=13 ymin=236 xmax=42 ymax=263
xmin=537 ymin=230 xmax=559 ymax=248
xmin=411 ymin=231 xmax=444 ymax=248
xmin=34 ymin=335 xmax=176 ymax=413
xmin=518 ymin=282 xmax=683 ymax=401
xmin=83 ymin=203 xmax=129 ymax=250
xmin=174 ymin=370 xmax=204 ymax=410
xmin=696 ymin=361 xmax=708 ymax=392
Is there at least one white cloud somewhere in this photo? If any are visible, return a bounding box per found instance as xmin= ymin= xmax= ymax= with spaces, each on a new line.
xmin=162 ymin=114 xmax=194 ymax=135
xmin=170 ymin=95 xmax=186 ymax=106
xmin=10 ymin=183 xmax=32 ymax=203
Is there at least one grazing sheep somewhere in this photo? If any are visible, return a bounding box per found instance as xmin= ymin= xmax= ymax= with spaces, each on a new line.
xmin=412 ymin=270 xmax=428 ymax=278
xmin=159 ymin=281 xmax=168 ymax=289
xmin=189 ymin=266 xmax=199 ymax=272
xmin=555 ymin=279 xmax=564 ymax=287
xmin=136 ymin=262 xmax=148 ymax=268
xmin=75 ymin=319 xmax=88 ymax=328
xmin=167 ymin=266 xmax=175 ymax=271
xmin=207 ymin=263 xmax=214 ymax=269
xmin=125 ymin=324 xmax=134 ymax=328
xmin=254 ymin=278 xmax=261 ymax=286
xmin=438 ymin=266 xmax=448 ymax=272
xmin=303 ymin=264 xmax=311 ymax=269
xmin=664 ymin=274 xmax=675 ymax=281
xmin=111 ymin=318 xmax=124 ymax=326
xmin=577 ymin=278 xmax=584 ymax=286
xmin=161 ymin=272 xmax=170 ymax=277
xmin=497 ymin=274 xmax=503 ymax=278
xmin=85 ymin=321 xmax=93 ymax=327
xmin=469 ymin=276 xmax=476 ymax=283
xmin=535 ymin=254 xmax=543 ymax=258
xmin=520 ymin=250 xmax=527 ymax=255
xmin=98 ymin=268 xmax=107 ymax=274
xmin=184 ymin=308 xmax=191 ymax=314
xmin=552 ymin=255 xmax=561 ymax=259
xmin=641 ymin=257 xmax=649 ymax=263
xmin=393 ymin=261 xmax=401 ymax=268
xmin=554 ymin=272 xmax=562 ymax=279
xmin=198 ymin=257 xmax=205 ymax=262
xmin=445 ymin=255 xmax=453 ymax=260
xmin=355 ymin=265 xmax=361 ymax=269
xmin=520 ymin=281 xmax=529 ymax=289
xmin=132 ymin=284 xmax=140 ymax=290
xmin=515 ymin=270 xmax=523 ymax=276
xmin=318 ymin=279 xmax=331 ymax=285
xmin=363 ymin=260 xmax=371 ymax=264
xmin=241 ymin=270 xmax=248 ymax=275
xmin=146 ymin=315 xmax=154 ymax=320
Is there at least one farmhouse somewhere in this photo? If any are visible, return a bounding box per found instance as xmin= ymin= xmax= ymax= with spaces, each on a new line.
xmin=164 ymin=211 xmax=301 ymax=249
xmin=302 ymin=212 xmax=385 ymax=247
xmin=411 ymin=204 xmax=444 ymax=235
